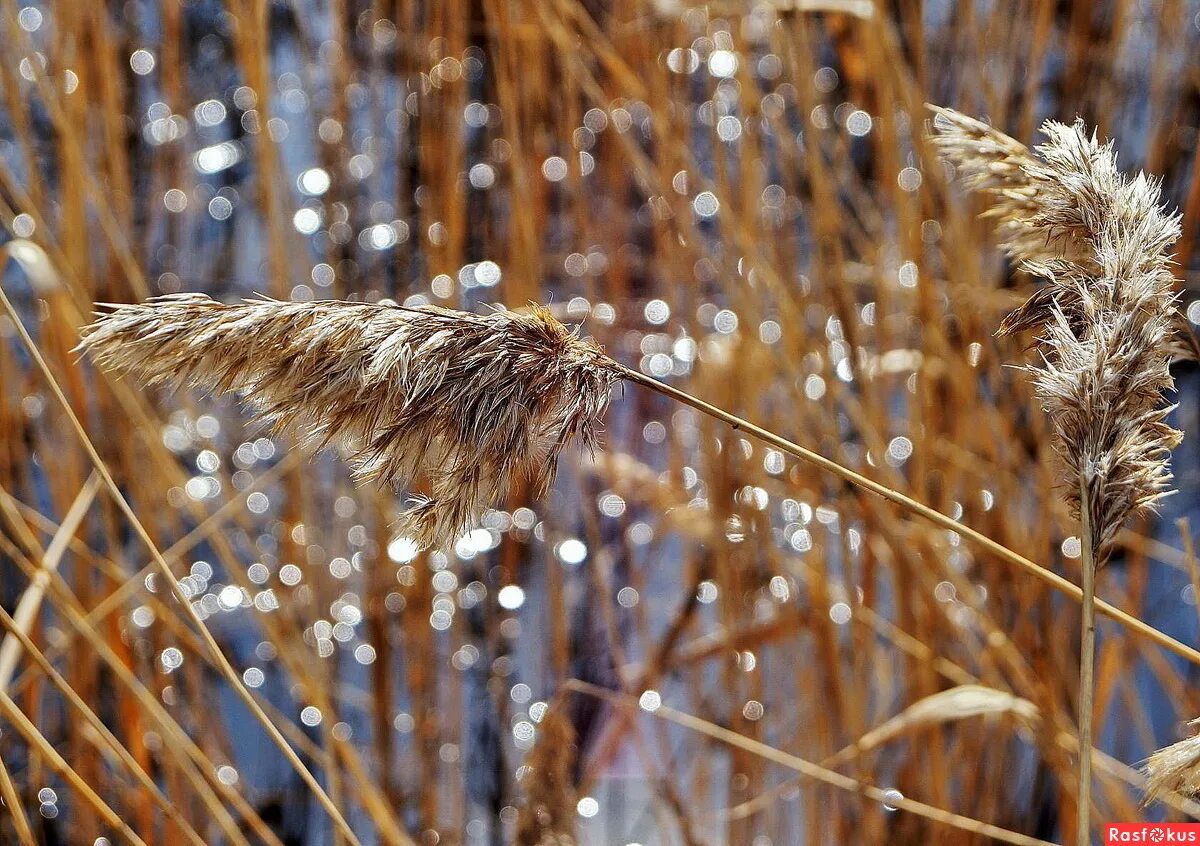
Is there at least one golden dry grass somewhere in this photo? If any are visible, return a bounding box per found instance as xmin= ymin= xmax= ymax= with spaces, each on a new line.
xmin=1 ymin=2 xmax=1200 ymax=845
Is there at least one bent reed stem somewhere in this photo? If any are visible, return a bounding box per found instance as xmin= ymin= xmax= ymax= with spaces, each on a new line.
xmin=612 ymin=361 xmax=1200 ymax=668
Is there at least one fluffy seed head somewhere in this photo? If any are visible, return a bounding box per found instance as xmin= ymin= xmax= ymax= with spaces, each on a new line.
xmin=78 ymin=294 xmax=619 ymax=550
xmin=1144 ymin=723 xmax=1200 ymax=806
xmin=932 ymin=107 xmax=1188 ymax=560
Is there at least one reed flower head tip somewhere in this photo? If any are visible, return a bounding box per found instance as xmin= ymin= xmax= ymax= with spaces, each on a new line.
xmin=78 ymin=294 xmax=619 ymax=550
xmin=1 ymin=238 xmax=61 ymax=294
xmin=931 ymin=108 xmax=1185 ymax=278
xmin=932 ymin=107 xmax=1187 ymax=560
xmin=1144 ymin=725 xmax=1200 ymax=806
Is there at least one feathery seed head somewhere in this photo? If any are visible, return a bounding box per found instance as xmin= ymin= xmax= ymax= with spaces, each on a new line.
xmin=78 ymin=294 xmax=619 ymax=550
xmin=932 ymin=107 xmax=1188 ymax=560
xmin=1144 ymin=724 xmax=1200 ymax=806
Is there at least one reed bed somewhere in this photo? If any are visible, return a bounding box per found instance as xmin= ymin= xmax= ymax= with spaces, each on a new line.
xmin=2 ymin=2 xmax=1200 ymax=845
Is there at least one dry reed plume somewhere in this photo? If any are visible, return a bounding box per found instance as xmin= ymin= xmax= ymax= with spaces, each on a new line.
xmin=932 ymin=107 xmax=1186 ymax=559
xmin=1144 ymin=722 xmax=1200 ymax=806
xmin=79 ymin=294 xmax=618 ymax=550
xmin=934 ymin=106 xmax=1190 ymax=844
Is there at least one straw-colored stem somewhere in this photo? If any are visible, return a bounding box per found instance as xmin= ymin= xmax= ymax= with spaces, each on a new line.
xmin=1077 ymin=474 xmax=1097 ymax=846
xmin=0 ymin=284 xmax=362 ymax=846
xmin=564 ymin=679 xmax=1056 ymax=846
xmin=0 ymin=523 xmax=269 ymax=846
xmin=0 ymin=473 xmax=98 ymax=692
xmin=612 ymin=362 xmax=1200 ymax=666
xmin=0 ymin=746 xmax=34 ymax=846
xmin=0 ymin=686 xmax=147 ymax=845
xmin=0 ymin=603 xmax=209 ymax=846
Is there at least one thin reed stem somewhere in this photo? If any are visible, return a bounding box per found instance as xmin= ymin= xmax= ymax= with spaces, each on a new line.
xmin=0 ymin=284 xmax=364 ymax=846
xmin=1077 ymin=472 xmax=1097 ymax=846
xmin=611 ymin=362 xmax=1200 ymax=667
xmin=564 ymin=679 xmax=1057 ymax=846
xmin=0 ymin=473 xmax=98 ymax=692
xmin=0 ymin=518 xmax=274 ymax=846
xmin=0 ymin=686 xmax=147 ymax=845
xmin=0 ymin=603 xmax=209 ymax=846
xmin=0 ymin=746 xmax=34 ymax=846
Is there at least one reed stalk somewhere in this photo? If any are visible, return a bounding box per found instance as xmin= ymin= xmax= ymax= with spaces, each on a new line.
xmin=0 ymin=473 xmax=98 ymax=692
xmin=615 ymin=362 xmax=1198 ymax=665
xmin=933 ymin=106 xmax=1189 ymax=837
xmin=0 ymin=749 xmax=33 ymax=846
xmin=1077 ymin=473 xmax=1097 ymax=845
xmin=564 ymin=679 xmax=1058 ymax=846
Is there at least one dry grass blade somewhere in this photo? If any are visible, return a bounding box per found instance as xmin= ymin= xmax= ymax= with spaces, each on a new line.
xmin=564 ymin=679 xmax=1059 ymax=846
xmin=0 ymin=239 xmax=60 ymax=295
xmin=0 ymin=604 xmax=209 ymax=846
xmin=78 ymin=294 xmax=618 ymax=550
xmin=825 ymin=685 xmax=1040 ymax=767
xmin=0 ymin=686 xmax=148 ymax=845
xmin=0 ymin=750 xmax=34 ymax=846
xmin=0 ymin=517 xmax=273 ymax=846
xmin=0 ymin=473 xmax=98 ymax=691
xmin=0 ymin=283 xmax=362 ymax=846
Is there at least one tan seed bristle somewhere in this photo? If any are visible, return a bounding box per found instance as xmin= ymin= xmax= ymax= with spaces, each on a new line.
xmin=1144 ymin=724 xmax=1200 ymax=806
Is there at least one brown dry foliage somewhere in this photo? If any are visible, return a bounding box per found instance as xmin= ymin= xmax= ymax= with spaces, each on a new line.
xmin=2 ymin=2 xmax=1200 ymax=844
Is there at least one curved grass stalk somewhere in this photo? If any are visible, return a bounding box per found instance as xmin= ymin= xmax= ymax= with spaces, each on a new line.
xmin=0 ymin=749 xmax=34 ymax=845
xmin=1077 ymin=476 xmax=1098 ymax=844
xmin=0 ymin=604 xmax=209 ymax=846
xmin=0 ymin=685 xmax=147 ymax=845
xmin=564 ymin=678 xmax=1058 ymax=846
xmin=0 ymin=473 xmax=98 ymax=692
xmin=614 ymin=363 xmax=1200 ymax=667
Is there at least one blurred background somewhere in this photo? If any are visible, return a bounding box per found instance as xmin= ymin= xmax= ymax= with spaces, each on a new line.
xmin=2 ymin=0 xmax=1200 ymax=844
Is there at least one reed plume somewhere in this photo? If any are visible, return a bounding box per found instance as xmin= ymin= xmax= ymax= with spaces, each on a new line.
xmin=1144 ymin=722 xmax=1200 ymax=806
xmin=932 ymin=106 xmax=1186 ymax=559
xmin=78 ymin=294 xmax=618 ymax=550
xmin=933 ymin=106 xmax=1189 ymax=845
